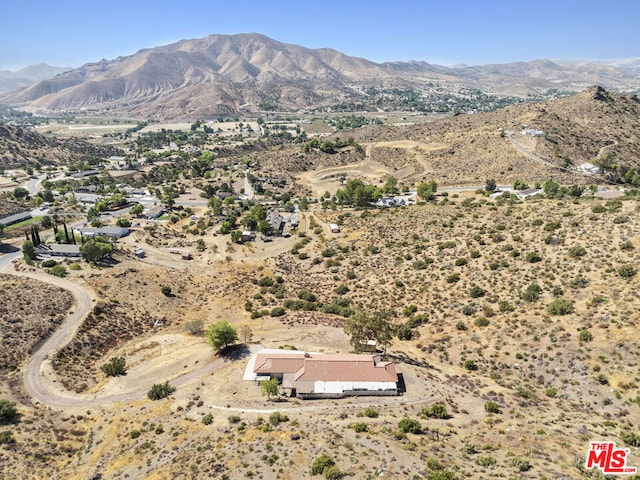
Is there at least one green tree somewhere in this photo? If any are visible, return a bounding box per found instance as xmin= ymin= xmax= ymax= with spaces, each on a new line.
xmin=417 ymin=180 xmax=437 ymax=201
xmin=161 ymin=286 xmax=172 ymax=296
xmin=206 ymin=320 xmax=238 ymax=351
xmin=261 ymin=378 xmax=280 ymax=400
xmin=543 ymin=178 xmax=559 ymax=196
xmin=0 ymin=223 xmax=4 ymax=237
xmin=231 ymin=230 xmax=242 ymax=243
xmin=344 ymin=309 xmax=392 ymax=354
xmin=382 ymin=175 xmax=399 ymax=195
xmin=129 ymin=203 xmax=144 ymax=217
xmin=22 ymin=240 xmax=36 ymax=261
xmin=80 ymin=239 xmax=113 ymax=263
xmin=485 ymin=178 xmax=496 ymax=192
xmin=13 ymin=187 xmax=29 ymax=200
xmin=116 ymin=217 xmax=131 ymax=227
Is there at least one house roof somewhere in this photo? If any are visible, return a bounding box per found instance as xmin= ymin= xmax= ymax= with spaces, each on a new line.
xmin=251 ymin=350 xmax=398 ymax=383
xmin=253 ymin=352 xmax=307 ymax=374
xmin=0 ymin=211 xmax=32 ymax=226
xmin=35 ymin=244 xmax=81 ymax=255
xmin=295 ymin=355 xmax=397 ymax=383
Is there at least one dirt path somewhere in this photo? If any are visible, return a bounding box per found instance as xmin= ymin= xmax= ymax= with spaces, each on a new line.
xmin=0 ymin=258 xmax=262 ymax=409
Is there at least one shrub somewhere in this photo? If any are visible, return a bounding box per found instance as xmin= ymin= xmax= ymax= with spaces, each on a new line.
xmin=464 ymin=360 xmax=478 ymax=371
xmin=353 ymin=422 xmax=368 ymax=433
xmin=579 ymin=330 xmax=593 ymax=342
xmin=455 ymin=257 xmax=467 ymax=266
xmin=525 ymin=251 xmax=542 ymax=263
xmin=413 ymin=260 xmax=428 ymax=270
xmin=334 ymin=284 xmax=349 ymax=295
xmin=621 ymin=431 xmax=640 ymax=447
xmin=545 ymin=387 xmax=558 ymax=398
xmin=228 ymin=415 xmax=241 ymax=424
xmin=423 ymin=403 xmax=450 ymax=419
xmin=147 ymin=381 xmax=176 ymax=400
xmin=469 ymin=285 xmax=486 ymax=298
xmin=398 ymin=417 xmax=422 ymax=434
xmin=461 ymin=304 xmax=476 ymax=316
xmin=257 ymin=276 xmax=274 ymax=287
xmin=0 ymin=431 xmax=15 ymax=445
xmin=311 ymin=454 xmax=335 ymax=476
xmin=202 ymin=413 xmax=213 ymax=425
xmin=270 ymin=307 xmax=286 ymax=317
xmin=269 ymin=411 xmax=289 ymax=425
xmin=474 ymin=317 xmax=490 ymax=327
xmin=297 ymin=289 xmax=317 ymax=302
xmin=185 ymin=319 xmax=204 ymax=335
xmin=568 ymin=245 xmax=587 ymax=258
xmin=484 ymin=401 xmax=500 ymax=414
xmin=395 ymin=324 xmax=414 ymax=340
xmin=592 ymin=204 xmax=606 ymax=213
xmin=547 ymin=298 xmax=574 ymax=315
xmin=427 ymin=471 xmax=457 ymax=480
xmin=522 ymin=283 xmax=542 ymax=302
xmin=618 ymin=264 xmax=637 ymax=278
xmin=476 ymin=456 xmax=496 ymax=467
xmin=41 ymin=259 xmax=57 ymax=268
xmin=101 ymin=357 xmax=126 ymax=377
xmin=509 ymin=456 xmax=532 ymax=472
xmin=361 ymin=407 xmax=378 ymax=418
xmin=0 ymin=400 xmax=17 ymax=424
xmin=47 ymin=264 xmax=67 ymax=277
xmin=498 ymin=300 xmax=514 ymax=312
xmin=323 ymin=466 xmax=343 ymax=480
xmin=446 ymin=273 xmax=460 ymax=283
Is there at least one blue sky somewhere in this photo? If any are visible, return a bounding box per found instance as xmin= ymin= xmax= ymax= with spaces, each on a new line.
xmin=2 ymin=0 xmax=639 ymax=70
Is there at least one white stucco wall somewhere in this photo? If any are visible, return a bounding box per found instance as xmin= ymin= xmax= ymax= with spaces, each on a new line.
xmin=313 ymin=381 xmax=397 ymax=394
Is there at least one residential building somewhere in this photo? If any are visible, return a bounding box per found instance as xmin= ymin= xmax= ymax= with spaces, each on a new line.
xmin=244 ymin=349 xmax=399 ymax=399
xmin=77 ymin=226 xmax=130 ymax=239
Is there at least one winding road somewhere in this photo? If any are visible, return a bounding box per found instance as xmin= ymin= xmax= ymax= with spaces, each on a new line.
xmin=0 ymin=253 xmax=262 ymax=409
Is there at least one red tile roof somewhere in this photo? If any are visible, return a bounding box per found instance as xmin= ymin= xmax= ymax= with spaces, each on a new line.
xmin=253 ymin=351 xmax=397 ymax=383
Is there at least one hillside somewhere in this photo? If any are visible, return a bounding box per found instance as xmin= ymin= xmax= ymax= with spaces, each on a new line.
xmin=251 ymin=88 xmax=640 ymax=190
xmin=2 ymin=33 xmax=640 ymax=119
xmin=0 ymin=123 xmax=123 ymax=170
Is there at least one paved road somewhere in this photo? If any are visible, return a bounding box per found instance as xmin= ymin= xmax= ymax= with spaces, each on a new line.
xmin=24 ymin=175 xmax=46 ymax=195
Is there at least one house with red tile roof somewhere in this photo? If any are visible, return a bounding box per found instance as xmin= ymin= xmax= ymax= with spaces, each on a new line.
xmin=244 ymin=349 xmax=399 ymax=399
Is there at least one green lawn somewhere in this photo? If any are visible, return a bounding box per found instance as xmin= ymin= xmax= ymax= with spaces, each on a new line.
xmin=6 ymin=216 xmax=44 ymax=230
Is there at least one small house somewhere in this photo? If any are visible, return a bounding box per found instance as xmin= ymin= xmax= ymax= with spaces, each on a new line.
xmin=329 ymin=223 xmax=340 ymax=233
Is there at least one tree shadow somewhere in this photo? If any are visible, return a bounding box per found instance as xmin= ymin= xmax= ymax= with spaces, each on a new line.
xmin=0 ymin=244 xmax=20 ymax=254
xmin=220 ymin=344 xmax=253 ymax=362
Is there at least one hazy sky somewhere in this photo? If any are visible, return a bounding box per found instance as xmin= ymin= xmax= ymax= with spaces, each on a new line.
xmin=2 ymin=0 xmax=639 ymax=70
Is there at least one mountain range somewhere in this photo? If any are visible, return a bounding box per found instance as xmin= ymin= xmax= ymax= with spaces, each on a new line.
xmin=2 ymin=33 xmax=640 ymax=120
xmin=0 ymin=64 xmax=71 ymax=94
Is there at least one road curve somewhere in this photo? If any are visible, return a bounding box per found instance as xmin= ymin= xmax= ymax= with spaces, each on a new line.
xmin=0 ymin=255 xmax=260 ymax=409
